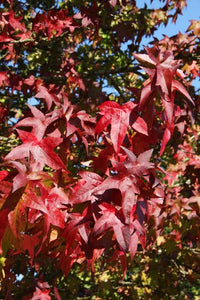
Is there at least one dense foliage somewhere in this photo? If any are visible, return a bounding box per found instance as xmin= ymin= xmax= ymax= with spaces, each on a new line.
xmin=0 ymin=0 xmax=199 ymax=298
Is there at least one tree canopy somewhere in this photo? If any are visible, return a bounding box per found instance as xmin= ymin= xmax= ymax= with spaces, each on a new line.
xmin=0 ymin=0 xmax=200 ymax=299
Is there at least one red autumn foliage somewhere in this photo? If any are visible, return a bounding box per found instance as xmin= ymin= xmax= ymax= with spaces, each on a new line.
xmin=0 ymin=0 xmax=199 ymax=298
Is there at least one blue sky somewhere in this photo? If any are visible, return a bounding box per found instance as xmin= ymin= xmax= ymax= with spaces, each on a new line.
xmin=137 ymin=0 xmax=199 ymax=90
xmin=27 ymin=0 xmax=200 ymax=103
xmin=156 ymin=0 xmax=199 ymax=38
xmin=140 ymin=0 xmax=200 ymax=41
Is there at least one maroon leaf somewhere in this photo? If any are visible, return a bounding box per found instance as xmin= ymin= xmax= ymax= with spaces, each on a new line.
xmin=22 ymin=233 xmax=40 ymax=264
xmin=0 ymin=209 xmax=9 ymax=253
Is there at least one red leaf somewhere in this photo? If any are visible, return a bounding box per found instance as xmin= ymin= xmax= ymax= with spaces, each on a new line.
xmin=133 ymin=53 xmax=156 ymax=67
xmin=31 ymin=287 xmax=51 ymax=300
xmin=95 ymin=101 xmax=136 ymax=153
xmin=160 ymin=127 xmax=171 ymax=156
xmin=121 ymin=147 xmax=154 ymax=176
xmin=132 ymin=116 xmax=148 ymax=136
xmin=10 ymin=161 xmax=28 ymax=192
xmin=95 ymin=101 xmax=120 ymax=134
xmin=118 ymin=177 xmax=137 ymax=224
xmin=156 ymin=65 xmax=171 ymax=95
xmin=5 ymin=130 xmax=66 ymax=171
xmin=0 ymin=170 xmax=8 ymax=181
xmin=0 ymin=209 xmax=9 ymax=253
xmin=16 ymin=105 xmax=49 ymax=140
xmin=53 ymin=286 xmax=62 ymax=300
xmin=93 ymin=174 xmax=139 ymax=223
xmin=24 ymin=75 xmax=35 ymax=86
xmin=71 ymin=171 xmax=103 ymax=203
xmin=24 ymin=188 xmax=49 ymax=215
xmin=7 ymin=10 xmax=26 ymax=32
xmin=137 ymin=149 xmax=154 ymax=168
xmin=22 ymin=233 xmax=40 ymax=264
xmin=35 ymin=85 xmax=59 ymax=110
xmin=162 ymin=94 xmax=174 ymax=126
xmin=109 ymin=0 xmax=117 ymax=7
xmin=111 ymin=250 xmax=127 ymax=279
xmin=140 ymin=81 xmax=154 ymax=107
xmin=0 ymin=180 xmax=12 ymax=196
xmin=172 ymin=79 xmax=194 ymax=105
xmin=0 ymin=71 xmax=8 ymax=86
xmin=92 ymin=144 xmax=114 ymax=174
xmin=44 ymin=186 xmax=68 ymax=228
xmin=93 ymin=207 xmax=127 ymax=251
xmin=129 ymin=232 xmax=138 ymax=259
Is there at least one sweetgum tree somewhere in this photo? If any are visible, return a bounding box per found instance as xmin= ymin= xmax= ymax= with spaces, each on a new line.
xmin=0 ymin=0 xmax=199 ymax=298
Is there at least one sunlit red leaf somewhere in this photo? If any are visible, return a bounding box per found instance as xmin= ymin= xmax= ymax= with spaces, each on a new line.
xmin=35 ymin=85 xmax=59 ymax=110
xmin=132 ymin=116 xmax=148 ymax=135
xmin=5 ymin=129 xmax=66 ymax=171
xmin=95 ymin=101 xmax=136 ymax=152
